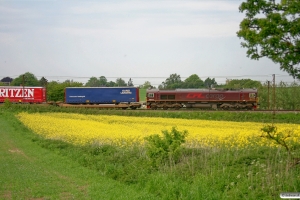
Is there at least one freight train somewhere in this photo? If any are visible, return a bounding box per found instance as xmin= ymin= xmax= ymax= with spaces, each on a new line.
xmin=146 ymin=88 xmax=258 ymax=110
xmin=0 ymin=86 xmax=259 ymax=110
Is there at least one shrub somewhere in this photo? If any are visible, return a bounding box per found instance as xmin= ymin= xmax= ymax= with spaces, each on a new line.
xmin=261 ymin=125 xmax=300 ymax=168
xmin=4 ymin=98 xmax=12 ymax=108
xmin=144 ymin=127 xmax=188 ymax=167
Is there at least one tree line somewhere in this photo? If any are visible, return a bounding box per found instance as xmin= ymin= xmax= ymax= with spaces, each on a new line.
xmin=0 ymin=72 xmax=263 ymax=89
xmin=1 ymin=72 xmax=300 ymax=110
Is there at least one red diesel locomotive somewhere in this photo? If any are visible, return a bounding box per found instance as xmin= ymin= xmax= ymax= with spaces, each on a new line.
xmin=0 ymin=86 xmax=46 ymax=103
xmin=146 ymin=88 xmax=258 ymax=110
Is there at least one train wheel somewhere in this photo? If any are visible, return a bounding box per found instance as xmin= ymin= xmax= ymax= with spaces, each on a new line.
xmin=151 ymin=105 xmax=157 ymax=110
xmin=163 ymin=106 xmax=168 ymax=110
xmin=222 ymin=106 xmax=229 ymax=110
xmin=174 ymin=105 xmax=181 ymax=110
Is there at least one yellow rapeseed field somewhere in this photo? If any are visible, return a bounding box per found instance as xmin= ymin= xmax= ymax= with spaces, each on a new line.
xmin=17 ymin=112 xmax=300 ymax=148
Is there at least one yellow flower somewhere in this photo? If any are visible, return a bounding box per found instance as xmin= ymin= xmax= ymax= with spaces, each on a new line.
xmin=17 ymin=112 xmax=300 ymax=148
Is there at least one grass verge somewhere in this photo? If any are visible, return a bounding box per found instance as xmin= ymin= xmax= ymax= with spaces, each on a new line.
xmin=0 ymin=110 xmax=155 ymax=199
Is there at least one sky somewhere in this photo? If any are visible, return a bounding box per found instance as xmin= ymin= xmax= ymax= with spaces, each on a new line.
xmin=0 ymin=0 xmax=298 ymax=87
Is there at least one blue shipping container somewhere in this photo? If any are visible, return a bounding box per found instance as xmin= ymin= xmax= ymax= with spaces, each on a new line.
xmin=65 ymin=87 xmax=139 ymax=104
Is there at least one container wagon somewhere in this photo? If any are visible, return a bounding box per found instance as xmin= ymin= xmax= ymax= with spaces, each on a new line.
xmin=60 ymin=87 xmax=141 ymax=109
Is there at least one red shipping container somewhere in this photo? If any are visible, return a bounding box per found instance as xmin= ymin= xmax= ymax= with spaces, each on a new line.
xmin=0 ymin=86 xmax=46 ymax=103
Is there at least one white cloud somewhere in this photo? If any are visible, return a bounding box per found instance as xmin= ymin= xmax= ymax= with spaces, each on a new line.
xmin=69 ymin=1 xmax=239 ymax=14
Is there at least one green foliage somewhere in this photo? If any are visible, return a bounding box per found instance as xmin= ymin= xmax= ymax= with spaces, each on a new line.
xmin=145 ymin=127 xmax=188 ymax=167
xmin=260 ymin=125 xmax=300 ymax=156
xmin=158 ymin=74 xmax=221 ymax=89
xmin=226 ymin=79 xmax=262 ymax=89
xmin=139 ymin=81 xmax=154 ymax=89
xmin=11 ymin=72 xmax=39 ymax=86
xmin=4 ymin=98 xmax=12 ymax=108
xmin=115 ymin=78 xmax=127 ymax=86
xmin=159 ymin=73 xmax=182 ymax=89
xmin=258 ymin=81 xmax=300 ymax=110
xmin=204 ymin=77 xmax=218 ymax=88
xmin=85 ymin=76 xmax=112 ymax=87
xmin=99 ymin=76 xmax=108 ymax=86
xmin=39 ymin=76 xmax=48 ymax=87
xmin=47 ymin=80 xmax=83 ymax=101
xmin=85 ymin=76 xmax=101 ymax=87
xmin=237 ymin=0 xmax=300 ymax=79
xmin=106 ymin=81 xmax=116 ymax=87
xmin=182 ymin=74 xmax=204 ymax=88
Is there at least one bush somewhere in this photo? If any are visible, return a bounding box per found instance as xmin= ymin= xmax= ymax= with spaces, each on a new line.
xmin=144 ymin=127 xmax=188 ymax=167
xmin=4 ymin=98 xmax=12 ymax=108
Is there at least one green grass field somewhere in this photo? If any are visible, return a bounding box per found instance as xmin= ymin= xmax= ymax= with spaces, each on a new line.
xmin=0 ymin=111 xmax=155 ymax=199
xmin=1 ymin=106 xmax=300 ymax=199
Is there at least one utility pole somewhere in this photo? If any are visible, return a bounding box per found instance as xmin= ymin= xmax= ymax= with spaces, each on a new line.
xmin=272 ymin=74 xmax=276 ymax=124
xmin=267 ymin=81 xmax=270 ymax=110
xmin=22 ymin=75 xmax=25 ymax=101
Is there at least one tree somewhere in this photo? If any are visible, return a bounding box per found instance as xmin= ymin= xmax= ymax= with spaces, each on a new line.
xmin=226 ymin=79 xmax=262 ymax=89
xmin=107 ymin=81 xmax=116 ymax=87
xmin=140 ymin=81 xmax=154 ymax=89
xmin=237 ymin=0 xmax=300 ymax=79
xmin=127 ymin=78 xmax=134 ymax=86
xmin=63 ymin=79 xmax=83 ymax=87
xmin=1 ymin=77 xmax=13 ymax=85
xmin=160 ymin=73 xmax=182 ymax=89
xmin=39 ymin=77 xmax=48 ymax=87
xmin=85 ymin=77 xmax=101 ymax=87
xmin=47 ymin=80 xmax=83 ymax=101
xmin=182 ymin=74 xmax=204 ymax=88
xmin=115 ymin=78 xmax=127 ymax=86
xmin=99 ymin=76 xmax=108 ymax=86
xmin=204 ymin=77 xmax=217 ymax=88
xmin=47 ymin=81 xmax=63 ymax=101
xmin=11 ymin=72 xmax=39 ymax=86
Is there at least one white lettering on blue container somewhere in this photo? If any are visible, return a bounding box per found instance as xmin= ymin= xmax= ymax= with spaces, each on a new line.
xmin=120 ymin=90 xmax=132 ymax=94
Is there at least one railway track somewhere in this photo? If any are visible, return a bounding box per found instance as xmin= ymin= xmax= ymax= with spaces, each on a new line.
xmin=133 ymin=109 xmax=300 ymax=113
xmin=2 ymin=103 xmax=300 ymax=113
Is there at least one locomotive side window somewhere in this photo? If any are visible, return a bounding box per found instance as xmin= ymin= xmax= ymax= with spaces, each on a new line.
xmin=161 ymin=95 xmax=168 ymax=99
xmin=148 ymin=93 xmax=154 ymax=98
xmin=168 ymin=95 xmax=175 ymax=99
xmin=160 ymin=95 xmax=175 ymax=100
xmin=249 ymin=93 xmax=256 ymax=98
